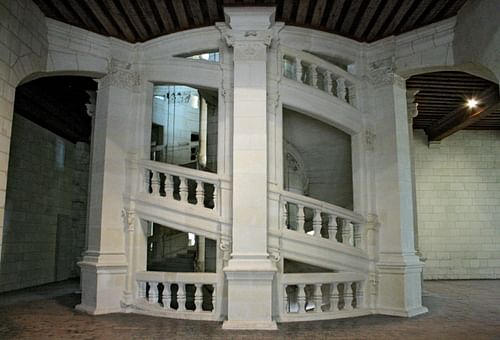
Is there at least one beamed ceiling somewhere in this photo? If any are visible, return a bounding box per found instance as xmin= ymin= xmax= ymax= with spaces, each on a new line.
xmin=13 ymin=1 xmax=500 ymax=143
xmin=32 ymin=0 xmax=468 ymax=43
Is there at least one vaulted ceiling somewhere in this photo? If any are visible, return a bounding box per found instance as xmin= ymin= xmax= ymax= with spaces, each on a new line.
xmin=33 ymin=0 xmax=467 ymax=43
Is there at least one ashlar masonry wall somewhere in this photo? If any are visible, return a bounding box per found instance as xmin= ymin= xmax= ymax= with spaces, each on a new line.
xmin=0 ymin=114 xmax=89 ymax=292
xmin=414 ymin=129 xmax=500 ymax=279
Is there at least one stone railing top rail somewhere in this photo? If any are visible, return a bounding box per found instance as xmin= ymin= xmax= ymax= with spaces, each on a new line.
xmin=282 ymin=272 xmax=365 ymax=285
xmin=136 ymin=271 xmax=217 ymax=284
xmin=139 ymin=160 xmax=222 ymax=184
xmin=280 ymin=46 xmax=359 ymax=85
xmin=279 ymin=190 xmax=364 ymax=224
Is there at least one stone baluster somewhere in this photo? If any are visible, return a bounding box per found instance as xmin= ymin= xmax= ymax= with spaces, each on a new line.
xmin=162 ymin=282 xmax=171 ymax=309
xmin=355 ymin=281 xmax=364 ymax=309
xmin=196 ymin=180 xmax=205 ymax=207
xmin=179 ymin=177 xmax=188 ymax=202
xmin=347 ymin=83 xmax=356 ymax=106
xmin=137 ymin=281 xmax=147 ymax=300
xmin=336 ymin=77 xmax=347 ymax=101
xmin=353 ymin=223 xmax=362 ymax=249
xmin=343 ymin=282 xmax=354 ymax=311
xmin=330 ymin=282 xmax=339 ymax=312
xmin=342 ymin=220 xmax=352 ymax=246
xmin=284 ymin=285 xmax=289 ymax=313
xmin=313 ymin=283 xmax=323 ymax=313
xmin=194 ymin=283 xmax=203 ymax=312
xmin=313 ymin=209 xmax=322 ymax=238
xmin=297 ymin=284 xmax=306 ymax=313
xmin=211 ymin=284 xmax=216 ymax=313
xmin=328 ymin=214 xmax=338 ymax=241
xmin=177 ymin=283 xmax=186 ymax=311
xmin=143 ymin=169 xmax=150 ymax=193
xmin=151 ymin=171 xmax=161 ymax=196
xmin=148 ymin=282 xmax=158 ymax=304
xmin=164 ymin=174 xmax=174 ymax=199
xmin=282 ymin=201 xmax=288 ymax=229
xmin=325 ymin=70 xmax=333 ymax=94
xmin=310 ymin=64 xmax=318 ymax=88
xmin=295 ymin=57 xmax=302 ymax=83
xmin=297 ymin=204 xmax=305 ymax=233
xmin=212 ymin=185 xmax=218 ymax=210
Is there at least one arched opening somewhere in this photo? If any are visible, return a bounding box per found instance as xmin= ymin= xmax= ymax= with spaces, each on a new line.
xmin=0 ymin=75 xmax=96 ymax=292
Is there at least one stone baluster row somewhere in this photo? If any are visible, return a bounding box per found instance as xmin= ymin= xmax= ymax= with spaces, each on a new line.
xmin=285 ymin=281 xmax=364 ymax=314
xmin=138 ymin=281 xmax=216 ymax=313
xmin=283 ymin=201 xmax=364 ymax=250
xmin=282 ymin=54 xmax=356 ymax=106
xmin=142 ymin=168 xmax=218 ymax=210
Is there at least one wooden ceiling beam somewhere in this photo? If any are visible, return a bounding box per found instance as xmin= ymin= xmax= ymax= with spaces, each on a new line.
xmin=172 ymin=0 xmax=190 ymax=29
xmin=102 ymin=0 xmax=137 ymax=42
xmin=65 ymin=0 xmax=102 ymax=34
xmin=399 ymin=0 xmax=434 ymax=33
xmin=353 ymin=0 xmax=383 ymax=39
xmin=205 ymin=0 xmax=220 ymax=23
xmin=325 ymin=0 xmax=347 ymax=31
xmin=281 ymin=0 xmax=294 ymax=21
xmin=85 ymin=0 xmax=121 ymax=37
xmin=187 ymin=0 xmax=205 ymax=26
xmin=426 ymin=86 xmax=500 ymax=141
xmin=365 ymin=0 xmax=399 ymax=41
xmin=295 ymin=0 xmax=310 ymax=25
xmin=340 ymin=0 xmax=364 ymax=35
xmin=120 ymin=0 xmax=149 ymax=40
xmin=152 ymin=0 xmax=176 ymax=33
xmin=310 ymin=0 xmax=328 ymax=26
xmin=136 ymin=0 xmax=162 ymax=36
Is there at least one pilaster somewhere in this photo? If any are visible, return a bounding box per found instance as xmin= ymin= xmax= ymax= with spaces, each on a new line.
xmin=217 ymin=7 xmax=278 ymax=330
xmin=77 ymin=60 xmax=140 ymax=315
xmin=368 ymin=58 xmax=427 ymax=317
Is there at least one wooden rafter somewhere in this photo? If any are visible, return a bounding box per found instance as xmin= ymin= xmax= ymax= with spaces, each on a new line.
xmin=426 ymin=86 xmax=500 ymax=141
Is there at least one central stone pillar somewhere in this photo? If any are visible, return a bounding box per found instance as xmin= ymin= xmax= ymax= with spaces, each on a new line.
xmin=218 ymin=7 xmax=278 ymax=330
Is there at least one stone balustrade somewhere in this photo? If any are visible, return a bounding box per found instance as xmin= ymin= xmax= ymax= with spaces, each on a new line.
xmin=135 ymin=271 xmax=218 ymax=320
xmin=281 ymin=47 xmax=358 ymax=108
xmin=139 ymin=160 xmax=220 ymax=211
xmin=281 ymin=191 xmax=365 ymax=250
xmin=281 ymin=272 xmax=366 ymax=321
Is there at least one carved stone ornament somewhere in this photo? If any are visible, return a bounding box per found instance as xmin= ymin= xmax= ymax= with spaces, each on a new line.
xmin=364 ymin=128 xmax=376 ymax=152
xmin=369 ymin=273 xmax=378 ymax=295
xmin=367 ymin=57 xmax=397 ymax=87
xmin=121 ymin=208 xmax=136 ymax=232
xmin=101 ymin=59 xmax=140 ymax=90
xmin=268 ymin=247 xmax=281 ymax=263
xmin=219 ymin=237 xmax=231 ymax=263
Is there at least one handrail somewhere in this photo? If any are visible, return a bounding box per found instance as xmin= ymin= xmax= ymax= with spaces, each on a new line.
xmin=282 ymin=272 xmax=365 ymax=285
xmin=136 ymin=271 xmax=216 ymax=284
xmin=278 ymin=189 xmax=364 ymax=224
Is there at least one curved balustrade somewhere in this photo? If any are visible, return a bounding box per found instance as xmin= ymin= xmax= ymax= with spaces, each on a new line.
xmin=281 ymin=46 xmax=359 ymax=108
xmin=280 ymin=190 xmax=365 ymax=250
xmin=281 ymin=272 xmax=367 ymax=321
xmin=139 ymin=160 xmax=220 ymax=212
xmin=135 ymin=271 xmax=218 ymax=320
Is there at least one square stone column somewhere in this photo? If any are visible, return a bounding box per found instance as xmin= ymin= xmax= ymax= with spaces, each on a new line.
xmin=368 ymin=59 xmax=427 ymax=317
xmin=76 ymin=61 xmax=140 ymax=315
xmin=217 ymin=7 xmax=278 ymax=330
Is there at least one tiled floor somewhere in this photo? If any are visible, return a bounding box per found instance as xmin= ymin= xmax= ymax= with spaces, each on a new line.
xmin=0 ymin=279 xmax=499 ymax=339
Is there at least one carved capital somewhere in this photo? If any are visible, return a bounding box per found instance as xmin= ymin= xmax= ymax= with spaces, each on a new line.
xmin=406 ymin=89 xmax=420 ymax=123
xmin=268 ymin=247 xmax=281 ymax=263
xmin=367 ymin=57 xmax=397 ymax=87
xmin=101 ymin=59 xmax=140 ymax=90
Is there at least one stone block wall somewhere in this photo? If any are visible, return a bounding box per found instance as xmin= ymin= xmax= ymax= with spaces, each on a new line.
xmin=414 ymin=129 xmax=500 ymax=279
xmin=0 ymin=114 xmax=89 ymax=292
xmin=0 ymin=0 xmax=48 ymax=274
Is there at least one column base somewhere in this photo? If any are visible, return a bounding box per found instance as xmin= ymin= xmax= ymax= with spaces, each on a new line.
xmin=224 ymin=258 xmax=277 ymax=330
xmin=376 ymin=253 xmax=428 ymax=318
xmin=77 ymin=252 xmax=128 ymax=315
xmin=222 ymin=320 xmax=278 ymax=330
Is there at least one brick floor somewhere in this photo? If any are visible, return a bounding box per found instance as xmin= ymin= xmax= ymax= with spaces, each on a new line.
xmin=0 ymin=279 xmax=499 ymax=339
